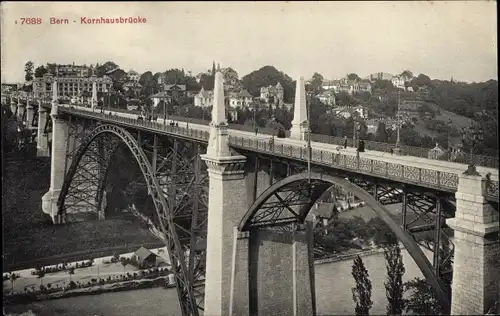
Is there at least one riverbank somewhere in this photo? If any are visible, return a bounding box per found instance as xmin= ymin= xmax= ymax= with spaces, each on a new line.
xmin=5 ymin=248 xmax=432 ymax=316
xmin=4 ymin=276 xmax=174 ymax=305
xmin=2 ymin=157 xmax=162 ymax=271
xmin=315 ymin=247 xmax=386 ymax=265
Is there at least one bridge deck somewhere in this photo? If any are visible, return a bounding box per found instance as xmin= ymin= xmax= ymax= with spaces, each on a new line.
xmin=41 ymin=103 xmax=499 ymax=201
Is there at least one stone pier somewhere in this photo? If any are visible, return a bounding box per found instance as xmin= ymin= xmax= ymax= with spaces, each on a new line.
xmin=289 ymin=76 xmax=308 ymax=141
xmin=447 ymin=172 xmax=500 ymax=315
xmin=26 ymin=100 xmax=35 ymax=129
xmin=37 ymin=101 xmax=50 ymax=157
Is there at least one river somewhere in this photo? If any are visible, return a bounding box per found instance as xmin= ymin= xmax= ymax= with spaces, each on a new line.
xmin=6 ymin=248 xmax=430 ymax=316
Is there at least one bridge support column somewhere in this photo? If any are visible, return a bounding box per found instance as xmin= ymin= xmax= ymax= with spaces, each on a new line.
xmin=290 ymin=76 xmax=309 ymax=141
xmin=240 ymin=223 xmax=315 ymax=316
xmin=201 ymin=154 xmax=247 ymax=316
xmin=229 ymin=229 xmax=250 ymax=316
xmin=26 ymin=103 xmax=35 ymax=129
xmin=201 ymin=70 xmax=249 ymax=316
xmin=446 ymin=173 xmax=500 ymax=315
xmin=42 ymin=105 xmax=68 ymax=224
xmin=17 ymin=103 xmax=26 ymax=122
xmin=10 ymin=99 xmax=17 ymax=116
xmin=37 ymin=104 xmax=49 ymax=157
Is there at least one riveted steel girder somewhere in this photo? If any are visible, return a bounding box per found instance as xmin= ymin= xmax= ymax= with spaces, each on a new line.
xmin=57 ymin=124 xmax=205 ymax=316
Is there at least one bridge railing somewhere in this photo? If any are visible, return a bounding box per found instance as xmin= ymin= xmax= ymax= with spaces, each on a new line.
xmin=307 ymin=133 xmax=499 ymax=169
xmin=44 ymin=104 xmax=497 ymax=168
xmin=57 ymin=106 xmax=500 ymax=201
xmin=228 ymin=136 xmax=500 ymax=201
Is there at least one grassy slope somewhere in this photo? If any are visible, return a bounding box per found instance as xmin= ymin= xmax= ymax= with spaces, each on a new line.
xmin=2 ymin=158 xmax=162 ymax=271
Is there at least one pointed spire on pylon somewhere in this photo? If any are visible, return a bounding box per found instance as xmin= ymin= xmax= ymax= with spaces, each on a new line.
xmin=290 ymin=76 xmax=308 ymax=140
xmin=211 ymin=71 xmax=227 ymax=127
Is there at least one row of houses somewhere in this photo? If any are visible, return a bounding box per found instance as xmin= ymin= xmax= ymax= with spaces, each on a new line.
xmin=321 ymin=76 xmax=372 ymax=95
xmin=320 ymin=72 xmax=415 ymax=96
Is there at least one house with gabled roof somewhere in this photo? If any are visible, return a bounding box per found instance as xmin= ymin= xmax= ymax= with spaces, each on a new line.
xmin=228 ymin=89 xmax=253 ymax=108
xmin=194 ymin=87 xmax=214 ymax=108
xmin=133 ymin=246 xmax=165 ymax=267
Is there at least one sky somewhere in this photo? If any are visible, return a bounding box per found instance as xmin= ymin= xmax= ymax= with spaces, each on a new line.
xmin=1 ymin=1 xmax=497 ymax=84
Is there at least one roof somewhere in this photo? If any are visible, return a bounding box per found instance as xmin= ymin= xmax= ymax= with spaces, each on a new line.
xmin=196 ymin=88 xmax=213 ymax=98
xmin=150 ymin=91 xmax=169 ymax=98
xmin=123 ymin=82 xmax=142 ymax=88
xmin=105 ymin=68 xmax=121 ymax=75
xmin=239 ymin=90 xmax=252 ymax=98
xmin=134 ymin=246 xmax=156 ymax=260
xmin=429 ymin=143 xmax=446 ymax=152
xmin=164 ymin=84 xmax=186 ymax=91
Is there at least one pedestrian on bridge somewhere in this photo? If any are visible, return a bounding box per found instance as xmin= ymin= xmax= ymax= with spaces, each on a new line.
xmin=343 ymin=136 xmax=348 ymax=149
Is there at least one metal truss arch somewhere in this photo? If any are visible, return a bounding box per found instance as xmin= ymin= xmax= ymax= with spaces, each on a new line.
xmin=238 ymin=172 xmax=450 ymax=311
xmin=57 ymin=123 xmax=200 ymax=316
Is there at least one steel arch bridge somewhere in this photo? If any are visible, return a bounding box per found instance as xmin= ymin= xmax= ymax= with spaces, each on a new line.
xmin=53 ymin=121 xmax=460 ymax=315
xmin=238 ymin=172 xmax=451 ymax=311
xmin=56 ymin=123 xmax=207 ymax=316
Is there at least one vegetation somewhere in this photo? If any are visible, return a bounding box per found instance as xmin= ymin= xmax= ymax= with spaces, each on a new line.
xmin=384 ymin=245 xmax=405 ymax=315
xmin=351 ymin=255 xmax=373 ymax=315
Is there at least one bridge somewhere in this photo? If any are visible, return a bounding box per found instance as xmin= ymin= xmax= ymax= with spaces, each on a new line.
xmin=6 ymin=74 xmax=499 ymax=316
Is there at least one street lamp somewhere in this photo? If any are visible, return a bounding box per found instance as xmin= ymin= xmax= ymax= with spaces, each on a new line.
xmin=461 ymin=120 xmax=484 ymax=175
xmin=307 ymin=92 xmax=312 ymax=185
xmin=163 ymin=97 xmax=167 ymax=125
xmin=394 ymin=90 xmax=401 ymax=154
xmin=186 ymin=107 xmax=190 ymax=129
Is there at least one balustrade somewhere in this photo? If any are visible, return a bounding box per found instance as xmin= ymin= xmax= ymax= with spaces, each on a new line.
xmin=48 ymin=105 xmax=499 ymax=200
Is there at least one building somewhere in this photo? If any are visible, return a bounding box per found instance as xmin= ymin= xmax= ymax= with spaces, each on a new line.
xmin=132 ymin=246 xmax=164 ymax=268
xmin=322 ymin=77 xmax=371 ymax=95
xmin=364 ymin=72 xmax=393 ymax=82
xmin=260 ymin=82 xmax=284 ymax=104
xmin=227 ymin=90 xmax=253 ymax=108
xmin=428 ymin=143 xmax=447 ymax=160
xmin=391 ymin=75 xmax=412 ymax=90
xmin=162 ymin=84 xmax=186 ymax=101
xmin=316 ymin=90 xmax=336 ymax=106
xmin=54 ymin=63 xmax=91 ymax=77
xmin=150 ymin=91 xmax=170 ymax=108
xmin=332 ymin=105 xmax=367 ymax=119
xmin=127 ymin=70 xmax=141 ymax=83
xmin=123 ymin=82 xmax=142 ymax=95
xmin=33 ymin=73 xmax=112 ymax=99
xmin=358 ymin=81 xmax=372 ymax=93
xmin=321 ymin=80 xmax=340 ymax=91
xmin=194 ymin=87 xmax=213 ymax=108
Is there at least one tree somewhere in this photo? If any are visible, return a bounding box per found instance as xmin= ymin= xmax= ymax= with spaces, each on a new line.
xmin=36 ymin=268 xmax=45 ymax=286
xmin=415 ymin=74 xmax=431 ymax=87
xmin=347 ymin=73 xmax=361 ymax=81
xmin=9 ymin=273 xmax=19 ymax=293
xmin=24 ymin=61 xmax=34 ymax=81
xmin=121 ymin=259 xmax=128 ymax=274
xmin=310 ymin=72 xmax=324 ymax=94
xmin=241 ymin=65 xmax=295 ymax=102
xmin=384 ymin=245 xmax=405 ymax=315
xmin=351 ymin=255 xmax=373 ymax=315
xmin=222 ymin=67 xmax=239 ymax=85
xmin=336 ymin=91 xmax=357 ymax=106
xmin=375 ymin=122 xmax=389 ymax=142
xmin=401 ymin=70 xmax=413 ymax=79
xmin=34 ymin=65 xmax=48 ymax=78
xmin=139 ymin=71 xmax=156 ymax=96
xmin=373 ymin=80 xmax=394 ymax=90
xmin=404 ymin=278 xmax=443 ymax=315
xmin=95 ymin=61 xmax=120 ymax=77
xmin=46 ymin=63 xmax=56 ymax=75
xmin=68 ymin=267 xmax=75 ymax=282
